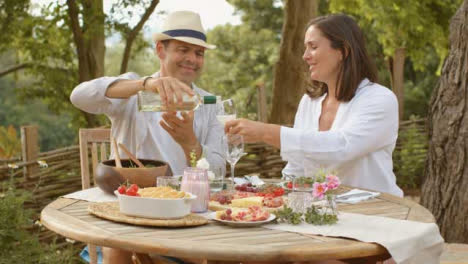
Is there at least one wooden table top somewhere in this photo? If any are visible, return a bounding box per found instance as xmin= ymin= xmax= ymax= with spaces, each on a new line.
xmin=40 ymin=186 xmax=435 ymax=262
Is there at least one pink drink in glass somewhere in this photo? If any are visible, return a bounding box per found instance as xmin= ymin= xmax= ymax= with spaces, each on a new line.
xmin=181 ymin=167 xmax=210 ymax=213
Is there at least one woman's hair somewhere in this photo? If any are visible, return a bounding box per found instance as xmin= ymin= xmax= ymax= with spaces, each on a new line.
xmin=305 ymin=14 xmax=377 ymax=101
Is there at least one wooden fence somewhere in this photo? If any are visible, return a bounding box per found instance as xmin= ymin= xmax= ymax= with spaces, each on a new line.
xmin=0 ymin=119 xmax=428 ymax=245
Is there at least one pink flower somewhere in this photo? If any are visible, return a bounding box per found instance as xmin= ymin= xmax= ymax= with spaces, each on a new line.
xmin=312 ymin=182 xmax=328 ymax=199
xmin=326 ymin=174 xmax=340 ymax=190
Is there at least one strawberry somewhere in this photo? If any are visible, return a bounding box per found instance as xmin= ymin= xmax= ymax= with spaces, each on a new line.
xmin=287 ymin=182 xmax=293 ymax=189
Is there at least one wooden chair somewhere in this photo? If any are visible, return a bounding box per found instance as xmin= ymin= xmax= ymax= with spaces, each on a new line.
xmin=79 ymin=128 xmax=111 ymax=264
xmin=79 ymin=128 xmax=153 ymax=264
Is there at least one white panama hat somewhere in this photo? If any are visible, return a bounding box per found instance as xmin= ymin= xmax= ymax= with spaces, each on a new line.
xmin=153 ymin=11 xmax=216 ymax=50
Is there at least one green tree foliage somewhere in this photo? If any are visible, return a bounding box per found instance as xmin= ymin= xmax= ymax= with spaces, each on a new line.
xmin=403 ymin=48 xmax=441 ymax=119
xmin=228 ymin=0 xmax=284 ymax=35
xmin=0 ymin=0 xmax=30 ymax=53
xmin=329 ymin=0 xmax=460 ymax=71
xmin=0 ymin=178 xmax=82 ymax=264
xmin=198 ymin=24 xmax=278 ymax=118
xmin=0 ymin=73 xmax=76 ymax=152
xmin=105 ymin=43 xmax=160 ymax=77
xmin=393 ymin=116 xmax=428 ymax=189
xmin=1 ymin=0 xmax=158 ymax=128
xmin=0 ymin=125 xmax=21 ymax=159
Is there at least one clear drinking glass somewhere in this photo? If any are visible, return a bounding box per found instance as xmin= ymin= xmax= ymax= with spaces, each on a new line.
xmin=156 ymin=176 xmax=180 ymax=190
xmin=222 ymin=134 xmax=245 ymax=190
xmin=216 ymin=99 xmax=236 ymax=126
xmin=209 ymin=167 xmax=224 ymax=193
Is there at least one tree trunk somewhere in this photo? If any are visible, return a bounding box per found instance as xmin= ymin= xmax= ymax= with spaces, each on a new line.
xmin=81 ymin=0 xmax=105 ymax=80
xmin=67 ymin=0 xmax=105 ymax=127
xmin=390 ymin=47 xmax=406 ymax=121
xmin=421 ymin=0 xmax=468 ymax=243
xmin=268 ymin=0 xmax=317 ymax=125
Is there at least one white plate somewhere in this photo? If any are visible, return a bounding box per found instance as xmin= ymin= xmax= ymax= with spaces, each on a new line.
xmin=209 ymin=212 xmax=276 ymax=227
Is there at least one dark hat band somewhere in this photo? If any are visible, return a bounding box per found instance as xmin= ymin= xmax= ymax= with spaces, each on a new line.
xmin=162 ymin=29 xmax=206 ymax=42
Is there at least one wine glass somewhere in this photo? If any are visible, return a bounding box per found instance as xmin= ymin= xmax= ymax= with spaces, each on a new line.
xmin=222 ymin=134 xmax=245 ymax=189
xmin=216 ymin=99 xmax=236 ymax=126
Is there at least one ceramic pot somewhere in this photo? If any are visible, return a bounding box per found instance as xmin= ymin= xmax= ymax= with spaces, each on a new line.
xmin=95 ymin=159 xmax=170 ymax=194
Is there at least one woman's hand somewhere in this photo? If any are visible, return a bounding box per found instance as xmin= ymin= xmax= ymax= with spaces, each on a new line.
xmin=224 ymin=118 xmax=267 ymax=143
xmin=225 ymin=118 xmax=281 ymax=148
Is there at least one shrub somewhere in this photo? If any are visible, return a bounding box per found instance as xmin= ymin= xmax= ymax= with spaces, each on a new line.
xmin=0 ymin=175 xmax=83 ymax=264
xmin=394 ymin=116 xmax=428 ymax=190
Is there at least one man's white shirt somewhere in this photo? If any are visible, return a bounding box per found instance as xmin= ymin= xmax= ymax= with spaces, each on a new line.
xmin=70 ymin=72 xmax=225 ymax=176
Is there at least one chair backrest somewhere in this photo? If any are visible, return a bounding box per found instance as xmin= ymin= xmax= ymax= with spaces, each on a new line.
xmin=79 ymin=128 xmax=111 ymax=190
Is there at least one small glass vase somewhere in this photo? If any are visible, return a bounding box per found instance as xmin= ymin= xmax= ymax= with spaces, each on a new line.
xmin=181 ymin=167 xmax=210 ymax=213
xmin=324 ymin=194 xmax=338 ymax=216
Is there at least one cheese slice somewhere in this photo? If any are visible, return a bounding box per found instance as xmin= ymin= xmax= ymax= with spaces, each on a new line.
xmin=230 ymin=196 xmax=263 ymax=208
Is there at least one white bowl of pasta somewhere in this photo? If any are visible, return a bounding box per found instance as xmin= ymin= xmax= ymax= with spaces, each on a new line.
xmin=114 ymin=186 xmax=196 ymax=219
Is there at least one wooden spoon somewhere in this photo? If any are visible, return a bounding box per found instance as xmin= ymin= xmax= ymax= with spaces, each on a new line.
xmin=111 ymin=136 xmax=122 ymax=168
xmin=118 ymin=143 xmax=145 ymax=168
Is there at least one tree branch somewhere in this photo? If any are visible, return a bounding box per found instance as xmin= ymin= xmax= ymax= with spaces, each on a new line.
xmin=120 ymin=0 xmax=159 ymax=74
xmin=0 ymin=63 xmax=30 ymax=78
xmin=0 ymin=62 xmax=74 ymax=78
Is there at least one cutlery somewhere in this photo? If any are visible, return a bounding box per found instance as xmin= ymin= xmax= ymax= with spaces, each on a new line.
xmin=118 ymin=143 xmax=145 ymax=168
xmin=111 ymin=136 xmax=122 ymax=168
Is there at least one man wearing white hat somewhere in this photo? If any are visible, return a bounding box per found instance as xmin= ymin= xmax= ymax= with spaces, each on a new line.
xmin=70 ymin=10 xmax=224 ymax=264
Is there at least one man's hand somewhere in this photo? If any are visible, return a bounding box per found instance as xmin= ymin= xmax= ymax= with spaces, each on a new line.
xmin=160 ymin=111 xmax=202 ymax=161
xmin=145 ymin=77 xmax=194 ymax=108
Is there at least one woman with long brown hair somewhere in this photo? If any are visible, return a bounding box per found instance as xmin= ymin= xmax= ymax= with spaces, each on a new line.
xmin=226 ymin=14 xmax=403 ymax=198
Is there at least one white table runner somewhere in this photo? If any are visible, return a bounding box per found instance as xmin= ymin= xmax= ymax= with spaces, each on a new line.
xmin=63 ymin=187 xmax=117 ymax=202
xmin=264 ymin=212 xmax=444 ymax=264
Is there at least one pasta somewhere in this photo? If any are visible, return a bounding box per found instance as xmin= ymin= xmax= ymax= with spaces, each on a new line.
xmin=137 ymin=186 xmax=190 ymax=199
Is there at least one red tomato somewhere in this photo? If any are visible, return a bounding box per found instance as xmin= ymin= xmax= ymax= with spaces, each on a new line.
xmin=274 ymin=188 xmax=285 ymax=197
xmin=117 ymin=185 xmax=126 ymax=194
xmin=126 ymin=188 xmax=138 ymax=196
xmin=128 ymin=184 xmax=139 ymax=192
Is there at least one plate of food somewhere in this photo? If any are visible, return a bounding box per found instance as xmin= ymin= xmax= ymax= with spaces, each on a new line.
xmin=210 ymin=184 xmax=286 ymax=213
xmin=210 ymin=206 xmax=276 ymax=227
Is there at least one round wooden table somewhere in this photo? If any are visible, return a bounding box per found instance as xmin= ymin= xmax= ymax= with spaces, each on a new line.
xmin=40 ymin=186 xmax=435 ymax=263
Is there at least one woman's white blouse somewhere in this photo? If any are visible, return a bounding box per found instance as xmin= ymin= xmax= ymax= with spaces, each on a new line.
xmin=280 ymin=79 xmax=403 ymax=197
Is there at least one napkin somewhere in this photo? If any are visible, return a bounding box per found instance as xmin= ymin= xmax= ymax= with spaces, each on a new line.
xmin=63 ymin=187 xmax=117 ymax=203
xmin=233 ymin=174 xmax=265 ymax=186
xmin=336 ymin=188 xmax=380 ymax=204
xmin=264 ymin=212 xmax=444 ymax=264
xmin=244 ymin=174 xmax=265 ymax=186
